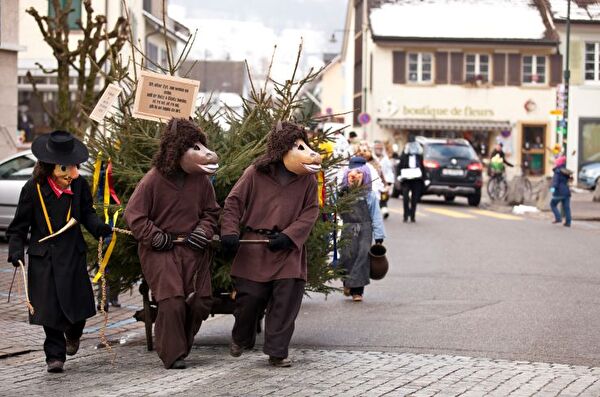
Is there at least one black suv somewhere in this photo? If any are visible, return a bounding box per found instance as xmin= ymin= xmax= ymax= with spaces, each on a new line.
xmin=398 ymin=137 xmax=483 ymax=206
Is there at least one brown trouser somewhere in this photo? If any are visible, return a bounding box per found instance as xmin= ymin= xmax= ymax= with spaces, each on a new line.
xmin=154 ymin=295 xmax=212 ymax=368
xmin=232 ymin=277 xmax=305 ymax=359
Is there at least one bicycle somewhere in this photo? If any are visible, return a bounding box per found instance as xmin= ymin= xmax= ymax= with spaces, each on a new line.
xmin=487 ymin=169 xmax=508 ymax=201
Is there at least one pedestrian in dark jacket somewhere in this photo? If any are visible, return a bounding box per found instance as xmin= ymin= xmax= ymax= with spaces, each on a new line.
xmin=397 ymin=136 xmax=425 ymax=223
xmin=6 ymin=130 xmax=112 ymax=373
xmin=550 ymin=155 xmax=572 ymax=227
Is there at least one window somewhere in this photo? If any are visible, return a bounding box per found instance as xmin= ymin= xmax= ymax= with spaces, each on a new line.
xmin=585 ymin=43 xmax=600 ymax=82
xmin=143 ymin=0 xmax=153 ymax=13
xmin=48 ymin=0 xmax=82 ymax=30
xmin=522 ymin=55 xmax=546 ymax=84
xmin=0 ymin=155 xmax=36 ymax=181
xmin=146 ymin=43 xmax=158 ymax=70
xmin=160 ymin=49 xmax=168 ymax=68
xmin=579 ymin=118 xmax=600 ymax=165
xmin=465 ymin=54 xmax=489 ymax=82
xmin=407 ymin=53 xmax=433 ymax=83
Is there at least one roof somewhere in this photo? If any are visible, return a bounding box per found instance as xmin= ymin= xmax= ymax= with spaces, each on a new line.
xmin=548 ymin=0 xmax=600 ymax=22
xmin=182 ymin=60 xmax=247 ymax=95
xmin=369 ymin=0 xmax=552 ymax=42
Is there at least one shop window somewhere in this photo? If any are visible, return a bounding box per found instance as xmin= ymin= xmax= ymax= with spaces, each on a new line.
xmin=465 ymin=54 xmax=489 ymax=83
xmin=48 ymin=0 xmax=82 ymax=30
xmin=579 ymin=118 xmax=600 ymax=165
xmin=522 ymin=55 xmax=547 ymax=84
xmin=407 ymin=53 xmax=433 ymax=83
xmin=521 ymin=125 xmax=546 ymax=176
xmin=585 ymin=43 xmax=600 ymax=82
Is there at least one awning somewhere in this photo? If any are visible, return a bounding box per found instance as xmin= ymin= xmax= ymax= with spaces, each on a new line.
xmin=378 ymin=118 xmax=512 ymax=132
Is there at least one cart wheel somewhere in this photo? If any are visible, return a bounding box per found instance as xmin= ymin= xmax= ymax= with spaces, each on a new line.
xmin=140 ymin=280 xmax=154 ymax=351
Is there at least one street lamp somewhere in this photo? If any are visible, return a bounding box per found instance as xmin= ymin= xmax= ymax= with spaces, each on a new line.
xmin=329 ymin=29 xmax=351 ymax=44
xmin=562 ymin=0 xmax=571 ymax=155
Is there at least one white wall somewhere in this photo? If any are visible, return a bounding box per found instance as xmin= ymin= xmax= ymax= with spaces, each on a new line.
xmin=556 ymin=24 xmax=600 ymax=175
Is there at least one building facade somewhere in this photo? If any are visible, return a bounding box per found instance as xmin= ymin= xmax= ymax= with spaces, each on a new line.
xmin=17 ymin=0 xmax=189 ymax=137
xmin=549 ymin=0 xmax=600 ymax=176
xmin=340 ymin=0 xmax=566 ymax=176
xmin=0 ymin=0 xmax=22 ymax=158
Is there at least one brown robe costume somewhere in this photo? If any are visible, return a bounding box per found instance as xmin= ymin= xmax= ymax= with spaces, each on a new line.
xmin=221 ymin=163 xmax=319 ymax=358
xmin=124 ymin=168 xmax=219 ymax=368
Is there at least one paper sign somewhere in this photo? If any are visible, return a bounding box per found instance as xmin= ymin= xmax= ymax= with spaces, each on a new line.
xmin=90 ymin=83 xmax=123 ymax=122
xmin=132 ymin=70 xmax=200 ymax=122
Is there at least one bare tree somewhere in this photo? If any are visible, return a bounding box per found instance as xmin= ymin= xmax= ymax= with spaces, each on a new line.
xmin=26 ymin=0 xmax=129 ymax=136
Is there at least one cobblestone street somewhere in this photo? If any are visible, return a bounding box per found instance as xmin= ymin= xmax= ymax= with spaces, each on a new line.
xmin=2 ymin=339 xmax=600 ymax=396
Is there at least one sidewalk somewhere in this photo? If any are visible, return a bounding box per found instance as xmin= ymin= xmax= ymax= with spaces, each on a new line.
xmin=2 ymin=338 xmax=600 ymax=396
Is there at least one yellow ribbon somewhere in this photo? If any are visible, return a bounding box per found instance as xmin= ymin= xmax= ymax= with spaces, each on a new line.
xmin=103 ymin=159 xmax=111 ymax=224
xmin=92 ymin=209 xmax=120 ymax=283
xmin=36 ymin=183 xmax=71 ymax=236
xmin=92 ymin=152 xmax=102 ymax=200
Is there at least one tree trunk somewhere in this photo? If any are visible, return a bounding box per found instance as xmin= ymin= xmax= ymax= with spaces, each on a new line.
xmin=594 ymin=179 xmax=600 ymax=202
xmin=536 ymin=177 xmax=552 ymax=211
xmin=506 ymin=176 xmax=526 ymax=205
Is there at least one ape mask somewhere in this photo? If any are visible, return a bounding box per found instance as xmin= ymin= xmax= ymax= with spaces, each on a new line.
xmin=153 ymin=118 xmax=219 ymax=177
xmin=255 ymin=121 xmax=321 ymax=175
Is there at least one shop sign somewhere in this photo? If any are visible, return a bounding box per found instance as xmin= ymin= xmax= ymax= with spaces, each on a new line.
xmin=402 ymin=105 xmax=494 ymax=118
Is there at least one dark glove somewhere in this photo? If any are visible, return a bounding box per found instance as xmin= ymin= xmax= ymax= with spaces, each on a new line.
xmin=267 ymin=233 xmax=294 ymax=252
xmin=375 ymin=239 xmax=384 ymax=245
xmin=151 ymin=231 xmax=173 ymax=251
xmin=220 ymin=234 xmax=240 ymax=255
xmin=186 ymin=227 xmax=209 ymax=251
xmin=9 ymin=252 xmax=24 ymax=268
xmin=98 ymin=223 xmax=113 ymax=238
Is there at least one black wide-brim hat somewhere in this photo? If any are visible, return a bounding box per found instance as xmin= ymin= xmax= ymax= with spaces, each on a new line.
xmin=31 ymin=130 xmax=89 ymax=165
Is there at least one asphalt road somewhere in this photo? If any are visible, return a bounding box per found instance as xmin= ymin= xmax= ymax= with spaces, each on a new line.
xmin=195 ymin=197 xmax=600 ymax=367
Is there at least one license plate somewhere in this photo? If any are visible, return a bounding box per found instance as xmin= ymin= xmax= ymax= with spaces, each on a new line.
xmin=442 ymin=168 xmax=464 ymax=176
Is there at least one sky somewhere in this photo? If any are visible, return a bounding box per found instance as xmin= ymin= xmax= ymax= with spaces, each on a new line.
xmin=168 ymin=0 xmax=347 ymax=84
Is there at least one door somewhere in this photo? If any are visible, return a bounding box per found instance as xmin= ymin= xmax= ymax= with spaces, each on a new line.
xmin=521 ymin=125 xmax=546 ymax=176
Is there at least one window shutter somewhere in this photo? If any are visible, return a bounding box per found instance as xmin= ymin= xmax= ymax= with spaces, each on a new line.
xmin=393 ymin=51 xmax=406 ymax=84
xmin=435 ymin=52 xmax=448 ymax=84
xmin=508 ymin=54 xmax=521 ymax=86
xmin=492 ymin=53 xmax=506 ymax=85
xmin=450 ymin=52 xmax=464 ymax=84
xmin=549 ymin=53 xmax=563 ymax=86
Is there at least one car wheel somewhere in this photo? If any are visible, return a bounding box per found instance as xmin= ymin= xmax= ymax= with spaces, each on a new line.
xmin=468 ymin=190 xmax=481 ymax=207
xmin=444 ymin=194 xmax=455 ymax=202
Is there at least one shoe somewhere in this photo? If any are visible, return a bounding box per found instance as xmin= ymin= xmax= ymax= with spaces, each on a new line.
xmin=47 ymin=360 xmax=64 ymax=373
xmin=352 ymin=294 xmax=363 ymax=302
xmin=410 ymin=218 xmax=416 ymax=223
xmin=564 ymin=223 xmax=571 ymax=227
xmin=552 ymin=220 xmax=561 ymax=224
xmin=96 ymin=304 xmax=109 ymax=312
xmin=169 ymin=359 xmax=186 ymax=369
xmin=230 ymin=342 xmax=243 ymax=357
xmin=403 ymin=218 xmax=408 ymax=223
xmin=343 ymin=287 xmax=350 ymax=297
xmin=268 ymin=356 xmax=292 ymax=367
xmin=109 ymin=299 xmax=121 ymax=308
xmin=66 ymin=338 xmax=80 ymax=356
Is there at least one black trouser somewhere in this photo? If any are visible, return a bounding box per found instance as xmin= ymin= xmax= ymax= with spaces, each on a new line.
xmin=232 ymin=277 xmax=305 ymax=359
xmin=43 ymin=320 xmax=85 ymax=363
xmin=402 ymin=179 xmax=422 ymax=221
xmin=350 ymin=287 xmax=364 ymax=295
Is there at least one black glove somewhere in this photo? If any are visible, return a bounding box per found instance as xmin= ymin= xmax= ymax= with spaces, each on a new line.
xmin=9 ymin=252 xmax=24 ymax=268
xmin=375 ymin=239 xmax=384 ymax=245
xmin=151 ymin=231 xmax=173 ymax=251
xmin=186 ymin=227 xmax=209 ymax=251
xmin=98 ymin=223 xmax=113 ymax=238
xmin=267 ymin=233 xmax=294 ymax=252
xmin=220 ymin=234 xmax=240 ymax=255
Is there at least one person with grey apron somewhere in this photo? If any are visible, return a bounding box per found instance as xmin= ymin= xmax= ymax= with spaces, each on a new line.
xmin=338 ymin=157 xmax=386 ymax=302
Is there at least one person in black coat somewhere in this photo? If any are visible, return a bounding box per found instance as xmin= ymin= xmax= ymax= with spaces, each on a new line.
xmin=6 ymin=130 xmax=112 ymax=373
xmin=397 ymin=136 xmax=425 ymax=223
